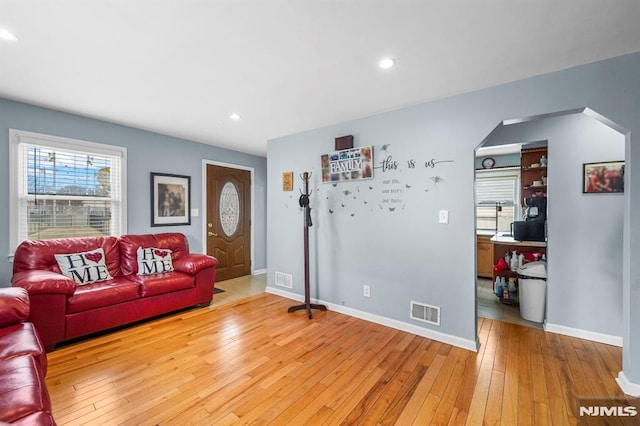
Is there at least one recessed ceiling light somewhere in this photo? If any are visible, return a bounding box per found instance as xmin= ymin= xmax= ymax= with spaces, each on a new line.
xmin=379 ymin=58 xmax=395 ymax=69
xmin=0 ymin=28 xmax=19 ymax=42
xmin=230 ymin=113 xmax=241 ymax=121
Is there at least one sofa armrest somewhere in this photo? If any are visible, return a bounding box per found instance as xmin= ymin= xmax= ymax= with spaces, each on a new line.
xmin=173 ymin=254 xmax=217 ymax=275
xmin=0 ymin=287 xmax=30 ymax=327
xmin=12 ymin=270 xmax=76 ymax=296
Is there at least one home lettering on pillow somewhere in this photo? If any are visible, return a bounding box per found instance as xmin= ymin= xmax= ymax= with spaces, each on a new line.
xmin=137 ymin=247 xmax=174 ymax=275
xmin=54 ymin=249 xmax=113 ymax=285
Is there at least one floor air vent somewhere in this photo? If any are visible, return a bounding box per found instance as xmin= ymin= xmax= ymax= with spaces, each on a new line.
xmin=275 ymin=272 xmax=293 ymax=289
xmin=410 ymin=301 xmax=440 ymax=326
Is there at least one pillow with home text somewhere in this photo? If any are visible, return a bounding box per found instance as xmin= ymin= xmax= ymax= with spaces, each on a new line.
xmin=54 ymin=248 xmax=113 ymax=285
xmin=137 ymin=247 xmax=174 ymax=275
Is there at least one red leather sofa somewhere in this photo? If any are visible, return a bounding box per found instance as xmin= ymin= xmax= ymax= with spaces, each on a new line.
xmin=0 ymin=287 xmax=56 ymax=425
xmin=11 ymin=233 xmax=217 ymax=350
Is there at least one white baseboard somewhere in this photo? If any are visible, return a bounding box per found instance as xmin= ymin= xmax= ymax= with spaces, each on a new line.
xmin=616 ymin=372 xmax=640 ymax=396
xmin=265 ymin=286 xmax=479 ymax=352
xmin=544 ymin=322 xmax=623 ymax=347
xmin=252 ymin=268 xmax=267 ymax=275
xmin=266 ymin=286 xmax=304 ymax=301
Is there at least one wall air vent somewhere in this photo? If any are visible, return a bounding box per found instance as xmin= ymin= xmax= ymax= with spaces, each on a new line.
xmin=410 ymin=301 xmax=440 ymax=326
xmin=275 ymin=272 xmax=293 ymax=289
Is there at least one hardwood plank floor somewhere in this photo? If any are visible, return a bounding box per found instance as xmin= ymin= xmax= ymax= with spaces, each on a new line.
xmin=46 ymin=284 xmax=629 ymax=425
xmin=212 ymin=274 xmax=267 ymax=307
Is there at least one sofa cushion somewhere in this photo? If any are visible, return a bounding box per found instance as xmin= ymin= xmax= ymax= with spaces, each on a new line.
xmin=66 ymin=278 xmax=140 ymax=314
xmin=137 ymin=247 xmax=174 ymax=275
xmin=127 ymin=271 xmax=194 ymax=297
xmin=119 ymin=233 xmax=190 ymax=275
xmin=0 ymin=323 xmax=47 ymax=375
xmin=54 ymin=248 xmax=113 ymax=285
xmin=13 ymin=235 xmax=122 ymax=278
xmin=0 ymin=355 xmax=52 ymax=424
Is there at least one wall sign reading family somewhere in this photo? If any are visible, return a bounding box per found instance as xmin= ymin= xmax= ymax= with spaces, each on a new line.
xmin=322 ymin=146 xmax=373 ymax=183
xmin=150 ymin=172 xmax=191 ymax=226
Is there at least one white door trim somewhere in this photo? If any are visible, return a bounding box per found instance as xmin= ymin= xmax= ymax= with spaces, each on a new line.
xmin=202 ymin=159 xmax=255 ymax=275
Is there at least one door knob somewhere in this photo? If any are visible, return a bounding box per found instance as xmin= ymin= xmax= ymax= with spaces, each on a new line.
xmin=208 ymin=231 xmax=218 ymax=237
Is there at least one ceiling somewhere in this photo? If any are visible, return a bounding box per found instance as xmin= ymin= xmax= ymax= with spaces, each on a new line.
xmin=1 ymin=1 xmax=639 ymax=157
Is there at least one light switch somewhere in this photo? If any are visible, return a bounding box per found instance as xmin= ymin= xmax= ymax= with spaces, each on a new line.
xmin=191 ymin=208 xmax=199 ymax=217
xmin=439 ymin=210 xmax=449 ymax=224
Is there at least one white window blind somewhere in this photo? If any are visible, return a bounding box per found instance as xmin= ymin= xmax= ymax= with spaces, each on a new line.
xmin=476 ymin=178 xmax=517 ymax=204
xmin=475 ymin=168 xmax=520 ymax=232
xmin=10 ymin=130 xmax=127 ymax=250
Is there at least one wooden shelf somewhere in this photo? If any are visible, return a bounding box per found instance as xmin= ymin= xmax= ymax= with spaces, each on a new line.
xmin=521 ymin=146 xmax=548 ymax=199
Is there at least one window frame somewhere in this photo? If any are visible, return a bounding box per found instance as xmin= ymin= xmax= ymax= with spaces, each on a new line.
xmin=475 ymin=166 xmax=521 ymax=233
xmin=9 ymin=129 xmax=127 ymax=255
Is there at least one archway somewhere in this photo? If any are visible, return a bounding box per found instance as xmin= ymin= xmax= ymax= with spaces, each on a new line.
xmin=474 ymin=107 xmax=627 ymax=346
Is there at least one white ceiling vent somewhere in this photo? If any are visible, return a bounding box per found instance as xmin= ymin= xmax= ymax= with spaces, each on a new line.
xmin=275 ymin=272 xmax=293 ymax=289
xmin=410 ymin=301 xmax=440 ymax=326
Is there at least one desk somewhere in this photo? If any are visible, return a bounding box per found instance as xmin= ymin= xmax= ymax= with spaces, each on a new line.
xmin=490 ymin=233 xmax=546 ymax=280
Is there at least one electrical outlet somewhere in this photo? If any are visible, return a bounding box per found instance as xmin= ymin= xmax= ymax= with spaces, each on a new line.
xmin=363 ymin=285 xmax=371 ymax=297
xmin=439 ymin=210 xmax=449 ymax=224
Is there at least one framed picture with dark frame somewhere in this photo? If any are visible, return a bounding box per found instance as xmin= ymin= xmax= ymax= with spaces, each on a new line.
xmin=150 ymin=172 xmax=191 ymax=226
xmin=583 ymin=161 xmax=624 ymax=193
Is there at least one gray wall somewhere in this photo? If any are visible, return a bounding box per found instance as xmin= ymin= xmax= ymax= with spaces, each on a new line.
xmin=267 ymin=52 xmax=640 ymax=385
xmin=547 ymin=114 xmax=624 ymax=335
xmin=0 ymin=97 xmax=267 ymax=283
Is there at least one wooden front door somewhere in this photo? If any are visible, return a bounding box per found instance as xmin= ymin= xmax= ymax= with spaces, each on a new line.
xmin=206 ymin=164 xmax=251 ymax=281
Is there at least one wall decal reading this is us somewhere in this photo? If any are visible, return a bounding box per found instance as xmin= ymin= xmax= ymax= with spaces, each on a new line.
xmin=307 ymin=143 xmax=456 ymax=218
xmin=281 ymin=144 xmax=454 ymax=217
xmin=377 ymin=155 xmax=454 ymax=173
xmin=373 ymin=144 xmax=454 ymax=208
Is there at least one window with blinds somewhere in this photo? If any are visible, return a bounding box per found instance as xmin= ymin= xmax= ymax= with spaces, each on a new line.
xmin=475 ymin=167 xmax=520 ymax=233
xmin=9 ymin=129 xmax=127 ymax=250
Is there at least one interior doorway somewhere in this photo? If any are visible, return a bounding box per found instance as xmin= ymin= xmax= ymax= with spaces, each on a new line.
xmin=474 ymin=108 xmax=626 ymax=336
xmin=475 ymin=142 xmax=543 ymax=329
xmin=205 ymin=162 xmax=252 ymax=281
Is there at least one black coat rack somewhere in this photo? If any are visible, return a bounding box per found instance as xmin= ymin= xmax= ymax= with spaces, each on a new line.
xmin=288 ymin=172 xmax=327 ymax=319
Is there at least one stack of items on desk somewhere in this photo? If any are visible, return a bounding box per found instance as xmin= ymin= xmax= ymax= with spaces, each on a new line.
xmin=493 ymin=250 xmax=545 ymax=276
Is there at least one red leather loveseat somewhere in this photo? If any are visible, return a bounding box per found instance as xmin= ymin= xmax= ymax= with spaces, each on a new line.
xmin=0 ymin=287 xmax=55 ymax=425
xmin=11 ymin=233 xmax=217 ymax=350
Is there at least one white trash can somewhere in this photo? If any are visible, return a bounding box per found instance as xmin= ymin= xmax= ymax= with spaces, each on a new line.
xmin=517 ymin=261 xmax=547 ymax=323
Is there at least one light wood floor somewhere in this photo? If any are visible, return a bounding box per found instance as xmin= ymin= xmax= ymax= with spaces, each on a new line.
xmin=212 ymin=273 xmax=267 ymax=307
xmin=45 ymin=276 xmax=629 ymax=425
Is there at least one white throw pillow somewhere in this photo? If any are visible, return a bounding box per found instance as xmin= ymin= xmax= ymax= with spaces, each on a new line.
xmin=54 ymin=248 xmax=113 ymax=285
xmin=136 ymin=247 xmax=174 ymax=275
